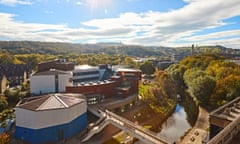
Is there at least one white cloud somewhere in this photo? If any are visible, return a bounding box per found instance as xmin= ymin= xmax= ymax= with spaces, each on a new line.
xmin=104 ymin=9 xmax=108 ymax=15
xmin=0 ymin=0 xmax=32 ymax=6
xmin=182 ymin=30 xmax=240 ymax=42
xmin=76 ymin=1 xmax=84 ymax=5
xmin=79 ymin=0 xmax=240 ymax=48
xmin=44 ymin=10 xmax=54 ymax=14
xmin=0 ymin=0 xmax=240 ymax=48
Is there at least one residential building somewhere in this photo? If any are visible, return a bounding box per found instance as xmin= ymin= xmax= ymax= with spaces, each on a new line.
xmin=15 ymin=93 xmax=87 ymax=144
xmin=0 ymin=64 xmax=31 ymax=93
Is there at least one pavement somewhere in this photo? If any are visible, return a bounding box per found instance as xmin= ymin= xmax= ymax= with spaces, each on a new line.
xmin=180 ymin=107 xmax=209 ymax=144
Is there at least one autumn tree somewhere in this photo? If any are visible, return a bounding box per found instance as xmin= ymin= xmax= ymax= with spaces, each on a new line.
xmin=140 ymin=61 xmax=155 ymax=75
xmin=165 ymin=64 xmax=186 ymax=87
xmin=210 ymin=75 xmax=240 ymax=108
xmin=0 ymin=96 xmax=8 ymax=112
xmin=0 ymin=133 xmax=10 ymax=144
xmin=184 ymin=68 xmax=216 ymax=104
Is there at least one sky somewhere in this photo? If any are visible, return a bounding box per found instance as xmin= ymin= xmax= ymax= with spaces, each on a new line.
xmin=0 ymin=0 xmax=240 ymax=48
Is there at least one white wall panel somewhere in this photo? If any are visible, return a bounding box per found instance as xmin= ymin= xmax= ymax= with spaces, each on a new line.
xmin=58 ymin=73 xmax=72 ymax=92
xmin=30 ymin=75 xmax=55 ymax=94
xmin=16 ymin=101 xmax=87 ymax=129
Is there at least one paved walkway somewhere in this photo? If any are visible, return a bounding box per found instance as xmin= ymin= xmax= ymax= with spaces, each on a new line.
xmin=180 ymin=107 xmax=209 ymax=144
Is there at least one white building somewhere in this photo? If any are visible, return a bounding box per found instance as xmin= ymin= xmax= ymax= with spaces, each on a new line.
xmin=30 ymin=69 xmax=72 ymax=95
xmin=15 ymin=93 xmax=87 ymax=144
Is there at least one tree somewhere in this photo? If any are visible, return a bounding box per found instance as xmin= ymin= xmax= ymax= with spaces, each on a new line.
xmin=210 ymin=75 xmax=240 ymax=108
xmin=0 ymin=133 xmax=10 ymax=144
xmin=206 ymin=60 xmax=238 ymax=80
xmin=180 ymin=54 xmax=221 ymax=70
xmin=0 ymin=53 xmax=14 ymax=65
xmin=183 ymin=68 xmax=216 ymax=105
xmin=183 ymin=68 xmax=205 ymax=87
xmin=0 ymin=96 xmax=8 ymax=112
xmin=140 ymin=61 xmax=155 ymax=75
xmin=190 ymin=75 xmax=216 ymax=104
xmin=165 ymin=64 xmax=186 ymax=86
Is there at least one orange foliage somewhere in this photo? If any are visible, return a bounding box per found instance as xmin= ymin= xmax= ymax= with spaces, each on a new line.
xmin=0 ymin=133 xmax=10 ymax=144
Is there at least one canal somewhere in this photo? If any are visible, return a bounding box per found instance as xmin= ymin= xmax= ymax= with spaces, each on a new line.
xmin=157 ymin=104 xmax=191 ymax=143
xmin=156 ymin=94 xmax=199 ymax=143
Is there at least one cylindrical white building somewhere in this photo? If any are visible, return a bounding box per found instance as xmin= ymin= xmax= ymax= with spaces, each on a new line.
xmin=15 ymin=93 xmax=87 ymax=144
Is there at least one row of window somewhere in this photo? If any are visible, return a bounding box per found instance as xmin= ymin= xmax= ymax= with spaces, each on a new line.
xmin=73 ymin=71 xmax=99 ymax=76
xmin=73 ymin=76 xmax=99 ymax=83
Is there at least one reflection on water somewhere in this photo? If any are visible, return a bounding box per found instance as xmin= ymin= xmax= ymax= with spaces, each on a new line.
xmin=157 ymin=104 xmax=191 ymax=143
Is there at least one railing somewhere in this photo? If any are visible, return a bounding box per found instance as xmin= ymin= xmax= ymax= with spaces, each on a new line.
xmin=82 ymin=108 xmax=171 ymax=144
xmin=104 ymin=109 xmax=170 ymax=144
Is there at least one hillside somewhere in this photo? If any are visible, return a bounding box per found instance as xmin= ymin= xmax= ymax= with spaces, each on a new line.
xmin=0 ymin=41 xmax=239 ymax=57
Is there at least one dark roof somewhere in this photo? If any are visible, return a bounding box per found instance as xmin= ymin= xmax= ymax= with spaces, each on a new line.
xmin=0 ymin=64 xmax=31 ymax=77
xmin=16 ymin=93 xmax=85 ymax=111
xmin=33 ymin=69 xmax=70 ymax=76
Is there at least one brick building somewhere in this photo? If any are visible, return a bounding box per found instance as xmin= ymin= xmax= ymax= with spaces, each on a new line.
xmin=66 ymin=67 xmax=141 ymax=104
xmin=37 ymin=59 xmax=75 ymax=72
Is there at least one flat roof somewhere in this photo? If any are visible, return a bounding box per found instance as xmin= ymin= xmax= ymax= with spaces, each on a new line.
xmin=74 ymin=65 xmax=98 ymax=70
xmin=33 ymin=69 xmax=70 ymax=76
xmin=73 ymin=80 xmax=115 ymax=86
xmin=113 ymin=67 xmax=141 ymax=72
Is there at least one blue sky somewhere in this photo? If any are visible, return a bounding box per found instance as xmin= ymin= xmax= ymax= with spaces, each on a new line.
xmin=0 ymin=0 xmax=240 ymax=48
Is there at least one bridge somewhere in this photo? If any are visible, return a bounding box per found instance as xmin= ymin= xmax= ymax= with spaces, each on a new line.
xmin=82 ymin=108 xmax=171 ymax=144
xmin=208 ymin=97 xmax=240 ymax=144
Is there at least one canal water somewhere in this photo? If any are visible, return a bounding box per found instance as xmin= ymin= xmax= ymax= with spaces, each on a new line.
xmin=157 ymin=104 xmax=192 ymax=143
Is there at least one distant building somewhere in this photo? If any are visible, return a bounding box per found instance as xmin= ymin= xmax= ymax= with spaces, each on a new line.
xmin=15 ymin=93 xmax=87 ymax=144
xmin=171 ymin=54 xmax=187 ymax=62
xmin=30 ymin=69 xmax=72 ymax=95
xmin=0 ymin=64 xmax=31 ymax=93
xmin=226 ymin=57 xmax=240 ymax=65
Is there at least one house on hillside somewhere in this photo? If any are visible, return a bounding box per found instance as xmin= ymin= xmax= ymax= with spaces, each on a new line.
xmin=0 ymin=64 xmax=31 ymax=94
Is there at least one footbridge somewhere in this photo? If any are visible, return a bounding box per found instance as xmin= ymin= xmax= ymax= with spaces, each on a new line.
xmin=82 ymin=108 xmax=171 ymax=144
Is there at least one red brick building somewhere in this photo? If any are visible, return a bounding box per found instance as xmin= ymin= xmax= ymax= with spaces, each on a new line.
xmin=66 ymin=68 xmax=141 ymax=104
xmin=38 ymin=59 xmax=74 ymax=72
